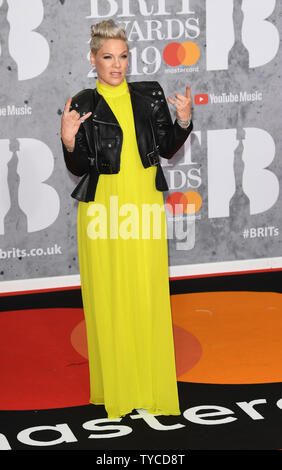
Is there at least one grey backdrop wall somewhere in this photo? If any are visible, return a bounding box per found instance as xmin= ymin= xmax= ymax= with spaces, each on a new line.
xmin=0 ymin=0 xmax=281 ymax=293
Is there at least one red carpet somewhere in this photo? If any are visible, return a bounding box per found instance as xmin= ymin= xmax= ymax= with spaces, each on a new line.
xmin=0 ymin=307 xmax=89 ymax=409
xmin=1 ymin=290 xmax=282 ymax=410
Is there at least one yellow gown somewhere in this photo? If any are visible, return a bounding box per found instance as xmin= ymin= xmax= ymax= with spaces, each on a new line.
xmin=77 ymin=78 xmax=180 ymax=419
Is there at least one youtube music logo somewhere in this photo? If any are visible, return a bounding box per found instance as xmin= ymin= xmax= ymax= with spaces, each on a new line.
xmin=194 ymin=94 xmax=209 ymax=105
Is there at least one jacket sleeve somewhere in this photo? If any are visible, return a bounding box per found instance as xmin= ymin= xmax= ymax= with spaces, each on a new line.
xmin=61 ymin=89 xmax=95 ymax=177
xmin=61 ymin=123 xmax=90 ymax=177
xmin=152 ymin=84 xmax=193 ymax=160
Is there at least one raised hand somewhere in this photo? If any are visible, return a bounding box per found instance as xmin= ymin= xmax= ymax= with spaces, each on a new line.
xmin=61 ymin=98 xmax=92 ymax=150
xmin=167 ymin=86 xmax=192 ymax=123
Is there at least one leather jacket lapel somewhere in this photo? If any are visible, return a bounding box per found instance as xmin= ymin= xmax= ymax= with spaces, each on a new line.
xmin=128 ymin=83 xmax=149 ymax=124
xmin=92 ymin=89 xmax=120 ymax=126
xmin=128 ymin=83 xmax=153 ymax=154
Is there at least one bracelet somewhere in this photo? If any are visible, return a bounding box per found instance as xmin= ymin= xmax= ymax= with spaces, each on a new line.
xmin=177 ymin=117 xmax=191 ymax=128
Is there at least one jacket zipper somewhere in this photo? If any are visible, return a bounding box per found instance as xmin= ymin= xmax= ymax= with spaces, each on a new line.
xmin=93 ymin=125 xmax=100 ymax=174
xmin=92 ymin=119 xmax=122 ymax=173
xmin=92 ymin=118 xmax=120 ymax=127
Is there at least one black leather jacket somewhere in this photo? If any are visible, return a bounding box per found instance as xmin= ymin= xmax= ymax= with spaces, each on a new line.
xmin=62 ymin=81 xmax=193 ymax=202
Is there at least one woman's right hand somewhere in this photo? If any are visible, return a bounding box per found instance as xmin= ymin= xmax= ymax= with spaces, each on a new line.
xmin=61 ymin=98 xmax=92 ymax=150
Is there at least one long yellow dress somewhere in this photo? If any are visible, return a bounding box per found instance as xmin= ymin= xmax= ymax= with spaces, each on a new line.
xmin=77 ymin=78 xmax=180 ymax=419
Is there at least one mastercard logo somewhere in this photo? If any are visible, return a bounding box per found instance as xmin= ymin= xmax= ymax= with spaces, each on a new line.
xmin=163 ymin=41 xmax=200 ymax=66
xmin=171 ymin=291 xmax=282 ymax=384
xmin=72 ymin=291 xmax=282 ymax=385
xmin=165 ymin=190 xmax=202 ymax=215
xmin=1 ymin=290 xmax=282 ymax=410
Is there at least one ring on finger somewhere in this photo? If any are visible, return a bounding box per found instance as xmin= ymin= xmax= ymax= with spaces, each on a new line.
xmin=79 ymin=117 xmax=85 ymax=123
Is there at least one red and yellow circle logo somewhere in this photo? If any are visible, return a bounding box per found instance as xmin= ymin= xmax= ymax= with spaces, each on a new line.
xmin=1 ymin=290 xmax=282 ymax=410
xmin=171 ymin=291 xmax=282 ymax=384
xmin=165 ymin=190 xmax=202 ymax=215
xmin=163 ymin=42 xmax=200 ymax=66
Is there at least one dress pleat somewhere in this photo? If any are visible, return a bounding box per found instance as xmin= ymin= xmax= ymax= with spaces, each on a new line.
xmin=77 ymin=78 xmax=180 ymax=419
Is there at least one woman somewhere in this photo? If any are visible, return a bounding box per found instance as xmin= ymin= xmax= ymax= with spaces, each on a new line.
xmin=61 ymin=19 xmax=192 ymax=420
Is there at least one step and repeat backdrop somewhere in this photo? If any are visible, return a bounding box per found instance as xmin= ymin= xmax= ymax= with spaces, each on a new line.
xmin=0 ymin=0 xmax=281 ymax=292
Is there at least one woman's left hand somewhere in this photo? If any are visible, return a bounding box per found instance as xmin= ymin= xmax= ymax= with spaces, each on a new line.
xmin=167 ymin=86 xmax=192 ymax=122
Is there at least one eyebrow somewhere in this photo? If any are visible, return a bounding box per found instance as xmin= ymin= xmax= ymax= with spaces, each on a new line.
xmin=102 ymin=50 xmax=128 ymax=55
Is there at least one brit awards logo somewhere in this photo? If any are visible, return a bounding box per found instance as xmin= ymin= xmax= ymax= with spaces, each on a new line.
xmin=162 ymin=0 xmax=279 ymax=72
xmin=0 ymin=0 xmax=58 ymax=237
xmin=0 ymin=138 xmax=60 ymax=235
xmin=207 ymin=127 xmax=279 ymax=218
xmin=206 ymin=0 xmax=279 ymax=71
xmin=0 ymin=0 xmax=50 ymax=80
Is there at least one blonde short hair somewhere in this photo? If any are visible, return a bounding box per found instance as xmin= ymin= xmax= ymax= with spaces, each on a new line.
xmin=90 ymin=19 xmax=128 ymax=55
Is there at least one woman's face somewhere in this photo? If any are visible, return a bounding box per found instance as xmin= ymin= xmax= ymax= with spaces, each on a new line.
xmin=90 ymin=39 xmax=129 ymax=87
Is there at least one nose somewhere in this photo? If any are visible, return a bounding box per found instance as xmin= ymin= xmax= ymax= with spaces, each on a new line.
xmin=113 ymin=57 xmax=121 ymax=68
